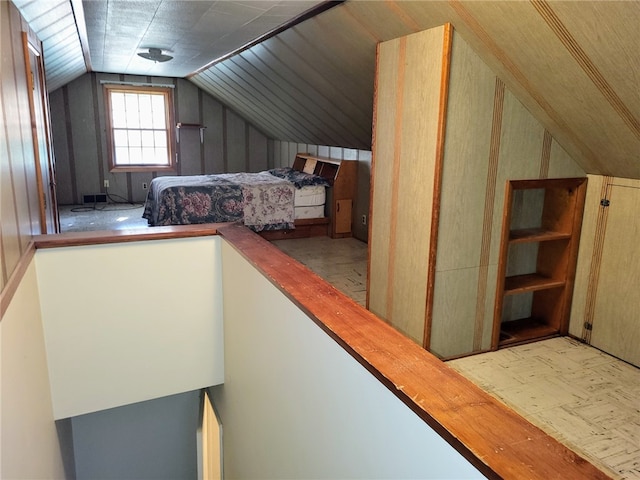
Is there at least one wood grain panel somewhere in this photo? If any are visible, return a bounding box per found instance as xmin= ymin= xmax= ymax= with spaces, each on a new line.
xmin=218 ymin=52 xmax=330 ymax=143
xmin=533 ymin=1 xmax=640 ymax=139
xmin=590 ymin=181 xmax=640 ymax=366
xmin=430 ymin=268 xmax=480 ymax=357
xmin=548 ymin=139 xmax=585 ymax=179
xmin=342 ymin=1 xmax=419 ymax=41
xmin=201 ymin=94 xmax=225 ymax=174
xmin=547 ymin=1 xmax=640 ymax=117
xmin=69 ymin=74 xmax=100 ymax=202
xmin=434 ymin=35 xmax=496 ymax=272
xmin=12 ymin=0 xmax=87 ymax=91
xmin=194 ymin=65 xmax=318 ymax=144
xmin=489 ymin=90 xmax=546 ymax=265
xmin=1 ymin=2 xmax=33 ymax=289
xmin=390 ymin=27 xmax=445 ymax=343
xmin=368 ymin=38 xmax=402 ymax=321
xmin=568 ymin=174 xmax=605 ymax=337
xmin=453 ymin=1 xmax=638 ymax=178
xmin=232 ymin=45 xmax=363 ymax=147
xmin=258 ymin=31 xmax=372 ymax=135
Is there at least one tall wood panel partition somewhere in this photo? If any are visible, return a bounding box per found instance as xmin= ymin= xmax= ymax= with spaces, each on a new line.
xmin=368 ymin=25 xmax=449 ymax=347
xmin=369 ymin=25 xmax=586 ymax=359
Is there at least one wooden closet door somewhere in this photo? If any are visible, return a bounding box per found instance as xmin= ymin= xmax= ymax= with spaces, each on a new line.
xmin=590 ymin=183 xmax=640 ymax=367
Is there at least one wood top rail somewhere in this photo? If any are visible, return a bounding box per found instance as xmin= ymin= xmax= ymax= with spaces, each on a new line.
xmin=32 ymin=223 xmax=224 ymax=248
xmin=217 ymin=223 xmax=611 ymax=480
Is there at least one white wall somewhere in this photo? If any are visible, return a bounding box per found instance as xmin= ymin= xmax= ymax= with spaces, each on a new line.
xmin=216 ymin=240 xmax=484 ymax=479
xmin=35 ymin=236 xmax=225 ymax=419
xmin=1 ymin=260 xmax=66 ymax=479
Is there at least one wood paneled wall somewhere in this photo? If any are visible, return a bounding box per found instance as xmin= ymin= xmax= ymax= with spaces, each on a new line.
xmin=369 ymin=26 xmax=448 ymax=347
xmin=370 ymin=26 xmax=585 ymax=358
xmin=570 ymin=175 xmax=640 ymax=367
xmin=49 ymin=73 xmax=272 ymax=204
xmin=272 ymin=140 xmax=371 ymax=242
xmin=0 ymin=1 xmax=42 ymax=293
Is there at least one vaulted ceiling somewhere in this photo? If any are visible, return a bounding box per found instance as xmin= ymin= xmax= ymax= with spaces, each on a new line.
xmin=12 ymin=0 xmax=640 ymax=179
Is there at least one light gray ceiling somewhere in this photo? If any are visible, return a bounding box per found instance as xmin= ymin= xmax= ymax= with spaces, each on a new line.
xmin=11 ymin=0 xmax=640 ymax=179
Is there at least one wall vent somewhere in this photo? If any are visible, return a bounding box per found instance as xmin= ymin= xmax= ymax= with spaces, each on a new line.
xmin=83 ymin=194 xmax=108 ymax=204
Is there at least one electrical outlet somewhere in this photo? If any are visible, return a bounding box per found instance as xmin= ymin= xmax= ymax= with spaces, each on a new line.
xmin=361 ymin=214 xmax=367 ymax=225
xmin=104 ymin=179 xmax=109 ymax=188
xmin=142 ymin=182 xmax=148 ymax=190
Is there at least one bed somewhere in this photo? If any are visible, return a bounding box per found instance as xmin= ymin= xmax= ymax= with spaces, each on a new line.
xmin=142 ymin=168 xmax=328 ymax=231
xmin=142 ymin=153 xmax=357 ymax=238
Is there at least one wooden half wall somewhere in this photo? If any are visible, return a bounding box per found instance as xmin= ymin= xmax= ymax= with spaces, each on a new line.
xmin=369 ymin=25 xmax=585 ymax=359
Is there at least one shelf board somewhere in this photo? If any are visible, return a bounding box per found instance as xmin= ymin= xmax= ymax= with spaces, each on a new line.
xmin=499 ymin=317 xmax=559 ymax=347
xmin=509 ymin=228 xmax=571 ymax=243
xmin=504 ymin=273 xmax=565 ymax=295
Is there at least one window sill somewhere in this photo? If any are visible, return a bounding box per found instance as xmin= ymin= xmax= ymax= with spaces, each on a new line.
xmin=109 ymin=165 xmax=176 ymax=174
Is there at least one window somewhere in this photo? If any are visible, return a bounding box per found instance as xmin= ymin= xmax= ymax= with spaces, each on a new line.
xmin=104 ymin=85 xmax=175 ymax=172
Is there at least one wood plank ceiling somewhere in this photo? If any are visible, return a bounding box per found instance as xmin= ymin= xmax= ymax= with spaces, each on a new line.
xmin=10 ymin=0 xmax=88 ymax=91
xmin=191 ymin=1 xmax=640 ymax=179
xmin=11 ymin=0 xmax=640 ymax=179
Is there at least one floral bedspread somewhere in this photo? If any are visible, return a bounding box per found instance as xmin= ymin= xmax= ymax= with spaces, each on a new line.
xmin=142 ymin=172 xmax=295 ymax=231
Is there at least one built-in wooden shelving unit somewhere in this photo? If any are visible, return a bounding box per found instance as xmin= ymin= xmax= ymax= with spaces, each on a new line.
xmin=492 ymin=177 xmax=587 ymax=348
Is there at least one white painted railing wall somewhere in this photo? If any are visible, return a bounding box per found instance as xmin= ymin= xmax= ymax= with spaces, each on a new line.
xmin=216 ymin=241 xmax=483 ymax=479
xmin=35 ymin=236 xmax=225 ymax=419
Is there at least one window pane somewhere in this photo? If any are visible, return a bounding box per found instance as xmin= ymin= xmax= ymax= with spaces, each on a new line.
xmin=141 ymin=147 xmax=156 ymax=164
xmin=125 ymin=94 xmax=140 ymax=128
xmin=152 ymin=95 xmax=166 ymax=128
xmin=129 ymin=147 xmax=143 ymax=164
xmin=113 ymin=129 xmax=128 ymax=147
xmin=111 ymin=93 xmax=127 ymax=128
xmin=139 ymin=95 xmax=153 ymax=129
xmin=128 ymin=130 xmax=142 ymax=147
xmin=155 ymin=131 xmax=167 ymax=147
xmin=156 ymin=147 xmax=169 ymax=163
xmin=141 ymin=130 xmax=155 ymax=147
xmin=115 ymin=147 xmax=129 ymax=165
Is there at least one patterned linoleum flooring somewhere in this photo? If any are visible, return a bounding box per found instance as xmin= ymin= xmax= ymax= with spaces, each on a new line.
xmin=272 ymin=236 xmax=368 ymax=307
xmin=271 ymin=235 xmax=640 ymax=480
xmin=449 ymin=337 xmax=640 ymax=480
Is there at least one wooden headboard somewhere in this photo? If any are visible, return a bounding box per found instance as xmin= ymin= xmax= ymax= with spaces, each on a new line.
xmin=259 ymin=153 xmax=357 ymax=241
xmin=292 ymin=153 xmax=342 ymax=186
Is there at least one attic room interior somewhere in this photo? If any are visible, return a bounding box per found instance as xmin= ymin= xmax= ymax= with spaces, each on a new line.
xmin=1 ymin=0 xmax=638 ymax=479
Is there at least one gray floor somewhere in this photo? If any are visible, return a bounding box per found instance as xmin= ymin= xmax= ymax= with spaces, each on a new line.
xmin=58 ymin=203 xmax=148 ymax=232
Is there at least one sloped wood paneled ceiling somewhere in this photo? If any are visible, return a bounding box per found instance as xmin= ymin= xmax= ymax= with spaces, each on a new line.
xmin=191 ymin=1 xmax=640 ymax=179
xmin=14 ymin=0 xmax=640 ymax=179
xmin=11 ymin=0 xmax=88 ymax=91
